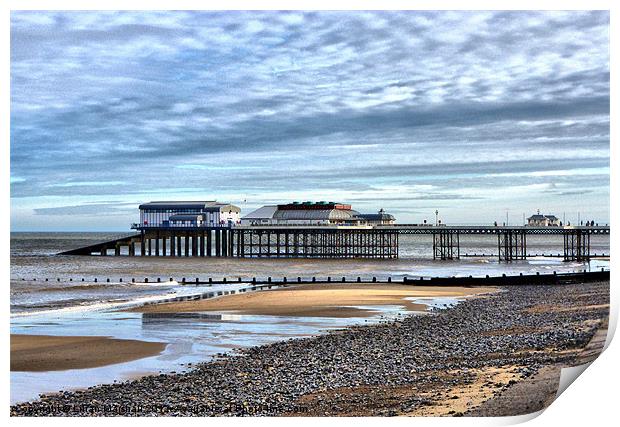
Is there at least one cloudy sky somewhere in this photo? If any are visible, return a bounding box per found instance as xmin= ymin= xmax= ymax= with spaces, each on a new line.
xmin=10 ymin=11 xmax=609 ymax=231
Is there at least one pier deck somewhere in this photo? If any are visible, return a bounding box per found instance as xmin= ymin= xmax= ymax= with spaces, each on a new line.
xmin=58 ymin=225 xmax=609 ymax=261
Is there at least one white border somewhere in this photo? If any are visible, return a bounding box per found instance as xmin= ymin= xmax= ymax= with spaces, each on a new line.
xmin=4 ymin=1 xmax=616 ymax=426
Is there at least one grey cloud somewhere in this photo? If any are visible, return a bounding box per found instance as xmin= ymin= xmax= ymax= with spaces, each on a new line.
xmin=33 ymin=203 xmax=135 ymax=216
xmin=10 ymin=11 xmax=610 ymax=229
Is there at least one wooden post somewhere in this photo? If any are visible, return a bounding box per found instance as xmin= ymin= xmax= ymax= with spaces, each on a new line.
xmin=207 ymin=230 xmax=212 ymax=257
xmin=222 ymin=229 xmax=228 ymax=257
xmin=229 ymin=230 xmax=235 ymax=257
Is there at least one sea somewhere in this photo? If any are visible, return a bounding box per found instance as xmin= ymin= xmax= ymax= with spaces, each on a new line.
xmin=10 ymin=232 xmax=610 ymax=315
xmin=9 ymin=232 xmax=610 ymax=403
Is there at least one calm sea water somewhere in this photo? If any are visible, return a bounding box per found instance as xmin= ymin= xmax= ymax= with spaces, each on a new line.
xmin=10 ymin=232 xmax=610 ymax=315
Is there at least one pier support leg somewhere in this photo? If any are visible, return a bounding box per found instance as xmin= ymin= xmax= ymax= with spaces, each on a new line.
xmin=433 ymin=231 xmax=459 ymax=260
xmin=207 ymin=230 xmax=212 ymax=257
xmin=230 ymin=230 xmax=235 ymax=256
xmin=215 ymin=230 xmax=221 ymax=257
xmin=222 ymin=230 xmax=228 ymax=257
xmin=170 ymin=233 xmax=175 ymax=257
xmin=564 ymin=230 xmax=590 ymax=261
xmin=236 ymin=230 xmax=243 ymax=257
xmin=498 ymin=231 xmax=527 ymax=262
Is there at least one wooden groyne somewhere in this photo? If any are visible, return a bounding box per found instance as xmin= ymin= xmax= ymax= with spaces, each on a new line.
xmin=402 ymin=269 xmax=609 ymax=286
xmin=133 ymin=270 xmax=611 ymax=309
xmin=15 ymin=269 xmax=609 ymax=288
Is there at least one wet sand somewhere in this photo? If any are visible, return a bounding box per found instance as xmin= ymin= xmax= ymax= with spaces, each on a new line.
xmin=11 ymin=334 xmax=166 ymax=372
xmin=132 ymin=284 xmax=497 ymax=317
xmin=12 ymin=281 xmax=608 ymax=416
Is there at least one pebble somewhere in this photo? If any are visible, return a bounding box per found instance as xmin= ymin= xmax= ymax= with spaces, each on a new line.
xmin=10 ymin=281 xmax=609 ymax=416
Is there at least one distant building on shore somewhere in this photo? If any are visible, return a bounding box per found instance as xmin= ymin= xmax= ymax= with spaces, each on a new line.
xmin=137 ymin=201 xmax=241 ymax=228
xmin=527 ymin=210 xmax=560 ymax=227
xmin=240 ymin=201 xmax=395 ymax=226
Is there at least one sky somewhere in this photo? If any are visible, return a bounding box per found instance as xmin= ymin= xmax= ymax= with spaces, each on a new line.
xmin=10 ymin=11 xmax=610 ymax=231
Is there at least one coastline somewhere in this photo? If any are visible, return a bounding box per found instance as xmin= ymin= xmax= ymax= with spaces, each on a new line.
xmin=11 ymin=280 xmax=609 ymax=416
xmin=11 ymin=284 xmax=493 ymax=375
xmin=130 ymin=283 xmax=497 ymax=318
xmin=11 ymin=335 xmax=167 ymax=372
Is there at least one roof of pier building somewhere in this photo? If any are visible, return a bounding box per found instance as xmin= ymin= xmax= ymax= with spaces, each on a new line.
xmin=356 ymin=208 xmax=395 ymax=222
xmin=527 ymin=214 xmax=559 ymax=221
xmin=139 ymin=201 xmax=240 ymax=213
xmin=242 ymin=202 xmax=360 ymax=222
xmin=241 ymin=205 xmax=278 ymax=220
xmin=273 ymin=208 xmax=360 ymax=221
xmin=277 ymin=201 xmax=352 ymax=211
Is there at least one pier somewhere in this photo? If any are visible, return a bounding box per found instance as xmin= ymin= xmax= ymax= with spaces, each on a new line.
xmin=58 ymin=224 xmax=609 ymax=261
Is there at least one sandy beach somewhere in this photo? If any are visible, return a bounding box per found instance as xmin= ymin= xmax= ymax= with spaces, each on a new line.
xmin=11 ymin=280 xmax=609 ymax=416
xmin=11 ymin=334 xmax=166 ymax=372
xmin=132 ymin=284 xmax=497 ymax=317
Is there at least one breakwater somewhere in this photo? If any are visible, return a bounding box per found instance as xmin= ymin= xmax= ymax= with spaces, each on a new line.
xmin=14 ymin=269 xmax=610 ymax=288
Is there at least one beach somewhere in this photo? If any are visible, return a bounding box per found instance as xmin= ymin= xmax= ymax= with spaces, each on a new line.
xmin=11 ymin=335 xmax=166 ymax=372
xmin=11 ymin=280 xmax=609 ymax=416
xmin=11 ymin=284 xmax=492 ymax=375
xmin=132 ymin=284 xmax=497 ymax=317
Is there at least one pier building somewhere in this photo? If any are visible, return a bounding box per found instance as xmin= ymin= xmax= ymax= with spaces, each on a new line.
xmin=241 ymin=201 xmax=395 ymax=226
xmin=137 ymin=201 xmax=241 ymax=228
xmin=527 ymin=211 xmax=560 ymax=227
xmin=241 ymin=201 xmax=360 ymax=225
xmin=357 ymin=209 xmax=396 ymax=225
xmin=239 ymin=205 xmax=278 ymax=225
